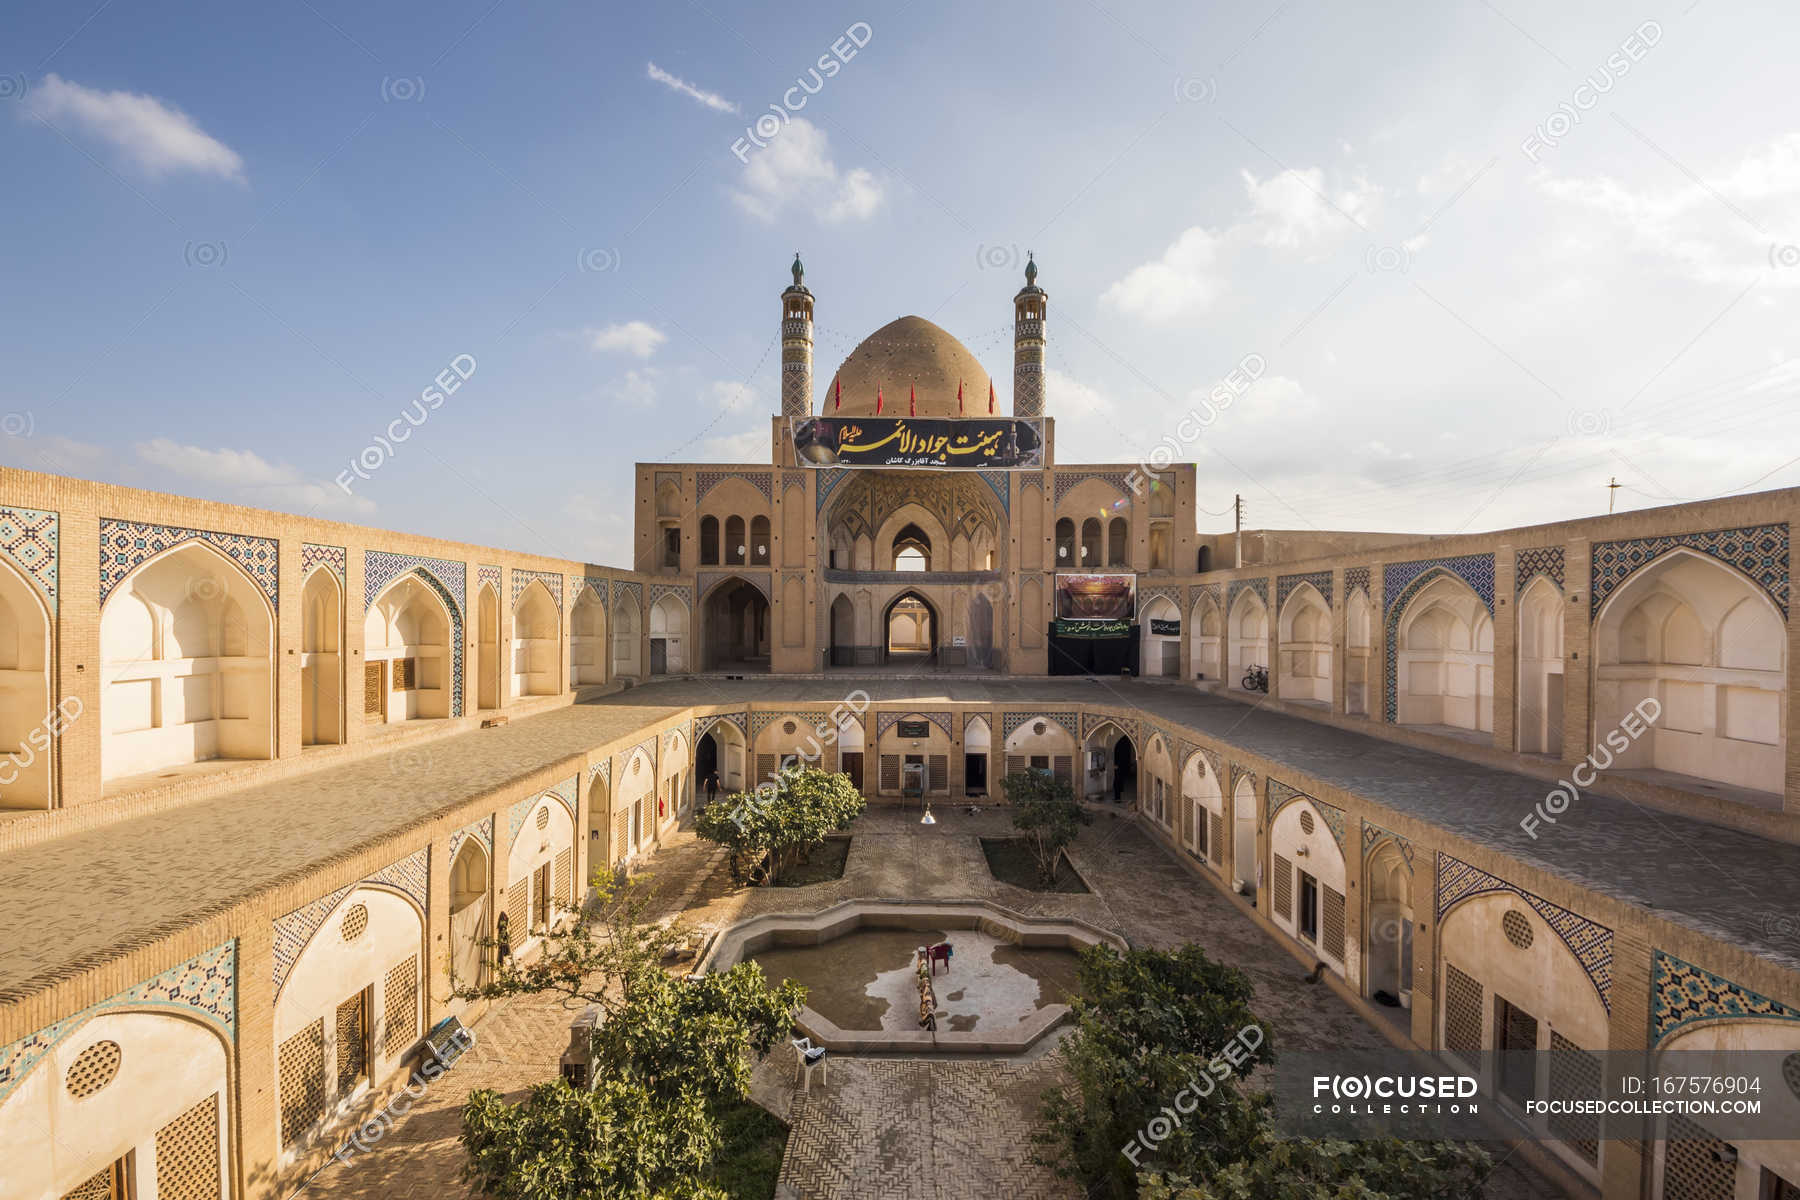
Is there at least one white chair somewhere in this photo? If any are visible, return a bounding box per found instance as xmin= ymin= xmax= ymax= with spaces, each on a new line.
xmin=792 ymin=1036 xmax=829 ymax=1093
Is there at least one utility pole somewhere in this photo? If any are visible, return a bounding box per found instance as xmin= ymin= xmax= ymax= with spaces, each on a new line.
xmin=1234 ymin=493 xmax=1243 ymax=568
xmin=1607 ymin=476 xmax=1621 ymax=514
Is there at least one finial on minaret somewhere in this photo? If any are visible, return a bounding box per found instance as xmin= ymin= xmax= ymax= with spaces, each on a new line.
xmin=780 ymin=253 xmax=814 ymax=419
xmin=1024 ymin=252 xmax=1037 ymax=286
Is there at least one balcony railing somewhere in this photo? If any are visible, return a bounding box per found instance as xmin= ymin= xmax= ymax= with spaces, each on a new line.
xmin=821 ymin=568 xmax=1003 ymax=586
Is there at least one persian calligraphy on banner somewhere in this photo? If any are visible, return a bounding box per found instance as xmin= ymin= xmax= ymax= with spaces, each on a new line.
xmin=791 ymin=417 xmax=1045 ymax=469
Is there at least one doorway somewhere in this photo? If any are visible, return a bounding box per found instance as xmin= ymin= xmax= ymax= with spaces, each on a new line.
xmin=884 ymin=592 xmax=936 ymax=665
xmin=965 ymin=751 xmax=988 ymax=795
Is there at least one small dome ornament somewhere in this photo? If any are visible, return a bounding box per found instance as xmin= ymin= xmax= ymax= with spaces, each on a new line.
xmin=1024 ymin=252 xmax=1037 ymax=286
xmin=791 ymin=251 xmax=804 ymax=286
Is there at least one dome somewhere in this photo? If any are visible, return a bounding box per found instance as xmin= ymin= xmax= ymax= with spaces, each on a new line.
xmin=824 ymin=315 xmax=993 ymax=417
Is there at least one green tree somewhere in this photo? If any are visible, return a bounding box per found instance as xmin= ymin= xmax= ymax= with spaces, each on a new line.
xmin=696 ymin=764 xmax=864 ymax=885
xmin=451 ymin=874 xmax=803 ymax=1199
xmin=1003 ymin=768 xmax=1090 ymax=884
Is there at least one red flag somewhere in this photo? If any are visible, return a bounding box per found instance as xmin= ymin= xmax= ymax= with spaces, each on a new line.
xmin=987 ymin=379 xmax=996 ymax=414
xmin=957 ymin=380 xmax=964 ymax=414
xmin=876 ymin=385 xmax=883 ymax=415
xmin=909 ymin=382 xmax=916 ymax=417
xmin=833 ymin=376 xmax=841 ymax=411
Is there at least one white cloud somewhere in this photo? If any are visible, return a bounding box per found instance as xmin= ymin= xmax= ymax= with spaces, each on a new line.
xmin=27 ymin=74 xmax=245 ymax=181
xmin=1101 ymin=166 xmax=1376 ymax=322
xmin=602 ymin=368 xmax=662 ymax=408
xmin=588 ymin=321 xmax=667 ymax=358
xmin=1100 ymin=227 xmax=1225 ymax=322
xmin=646 ymin=62 xmax=739 ymax=114
xmin=1538 ymin=134 xmax=1800 ymax=286
xmin=134 ymin=438 xmax=373 ymax=514
xmin=732 ymin=118 xmax=886 ymax=224
xmin=709 ymin=380 xmax=758 ymax=412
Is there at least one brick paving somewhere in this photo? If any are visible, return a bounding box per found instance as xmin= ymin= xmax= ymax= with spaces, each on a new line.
xmin=301 ymin=811 xmax=1566 ymax=1200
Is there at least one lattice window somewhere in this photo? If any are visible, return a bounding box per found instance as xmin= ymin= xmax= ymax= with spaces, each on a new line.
xmin=1443 ymin=964 xmax=1483 ymax=1067
xmin=757 ymin=753 xmax=777 ymax=784
xmin=880 ymin=754 xmax=899 ymax=791
xmin=611 ymin=810 xmax=629 ymax=860
xmin=60 ymin=1163 xmax=124 ymax=1200
xmin=507 ymin=888 xmax=529 ymax=947
xmin=1006 ymin=755 xmax=1025 ymax=778
xmin=1053 ymin=755 xmax=1072 ymax=784
xmin=1502 ymin=909 xmax=1534 ymax=950
xmin=155 ymin=1092 xmax=221 ymax=1200
xmin=536 ymin=805 xmax=550 ymax=831
xmin=1662 ymin=1115 xmax=1736 ymax=1200
xmin=278 ymin=1019 xmax=326 ymax=1146
xmin=1322 ymin=885 xmax=1346 ymax=962
xmin=554 ymin=847 xmax=573 ymax=903
xmin=392 ymin=657 xmax=417 ymax=690
xmin=363 ymin=662 xmax=383 ymax=715
xmin=335 ymin=991 xmax=368 ymax=1093
xmin=1548 ymin=1031 xmax=1600 ymax=1164
xmin=66 ymin=1040 xmax=122 ymax=1098
xmin=928 ymin=754 xmax=948 ymax=792
xmin=1272 ymin=854 xmax=1292 ymax=920
xmin=1194 ymin=806 xmax=1208 ymax=857
xmin=382 ymin=957 xmax=420 ymax=1058
xmin=1299 ymin=809 xmax=1315 ymax=836
xmin=1209 ymin=814 xmax=1224 ymax=869
xmin=341 ymin=903 xmax=369 ymax=942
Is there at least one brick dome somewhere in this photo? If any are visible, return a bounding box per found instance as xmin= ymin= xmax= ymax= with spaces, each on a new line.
xmin=824 ymin=316 xmax=993 ymax=417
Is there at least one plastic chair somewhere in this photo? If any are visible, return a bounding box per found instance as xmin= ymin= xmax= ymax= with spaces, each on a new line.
xmin=792 ymin=1036 xmax=829 ymax=1093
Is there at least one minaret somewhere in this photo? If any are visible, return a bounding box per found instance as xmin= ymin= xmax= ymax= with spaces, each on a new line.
xmin=780 ymin=252 xmax=814 ymax=420
xmin=1012 ymin=253 xmax=1047 ymax=417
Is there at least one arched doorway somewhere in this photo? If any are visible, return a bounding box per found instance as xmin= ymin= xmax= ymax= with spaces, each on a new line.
xmin=703 ymin=578 xmax=770 ymax=670
xmin=969 ymin=591 xmax=996 ymax=669
xmin=364 ymin=573 xmax=452 ymax=724
xmin=883 ymin=591 xmax=935 ymax=664
xmin=449 ymin=838 xmax=490 ymax=991
xmin=1081 ymin=721 xmax=1135 ymax=803
xmin=1365 ymin=839 xmax=1412 ymax=1008
xmin=828 ymin=592 xmax=856 ymax=668
xmin=477 ymin=583 xmax=501 ymax=710
xmin=650 ymin=594 xmax=688 ymax=675
xmin=892 ymin=523 xmax=931 ymax=571
xmin=1140 ymin=595 xmax=1181 ymax=677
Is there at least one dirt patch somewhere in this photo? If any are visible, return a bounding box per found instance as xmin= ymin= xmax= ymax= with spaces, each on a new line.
xmin=978 ymin=837 xmax=1091 ymax=893
xmin=772 ymin=836 xmax=852 ymax=887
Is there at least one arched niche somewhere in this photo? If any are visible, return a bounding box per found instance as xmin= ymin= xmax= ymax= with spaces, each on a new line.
xmin=1182 ymin=752 xmax=1223 ymax=867
xmin=448 ymin=837 xmax=491 ymax=991
xmin=1277 ymin=583 xmax=1331 ymax=704
xmin=100 ymin=542 xmax=274 ymax=782
xmin=1080 ymin=720 xmax=1135 ymax=804
xmin=1228 ymin=589 xmax=1269 ymax=691
xmin=1140 ymin=595 xmax=1181 ymax=677
xmin=301 ymin=568 xmax=343 ymax=746
xmin=1344 ymin=588 xmax=1372 ymax=716
xmin=1364 ymin=840 xmax=1412 ymax=1006
xmin=505 ymin=796 xmax=576 ymax=951
xmin=1516 ymin=576 xmax=1565 ymax=756
xmin=1189 ymin=592 xmax=1222 ymax=682
xmin=649 ymin=594 xmax=688 ymax=675
xmin=0 ymin=559 xmax=54 ymax=808
xmin=1394 ymin=574 xmax=1493 ymax=734
xmin=612 ymin=591 xmax=643 ymax=679
xmin=476 ymin=582 xmax=501 ymax=711
xmin=363 ymin=573 xmax=451 ymax=724
xmin=1268 ymin=797 xmax=1348 ymax=973
xmin=570 ymin=584 xmax=608 ymax=686
xmin=511 ymin=580 xmax=560 ymax=698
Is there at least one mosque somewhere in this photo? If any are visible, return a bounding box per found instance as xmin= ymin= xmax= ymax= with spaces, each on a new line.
xmin=0 ymin=257 xmax=1796 ymax=1200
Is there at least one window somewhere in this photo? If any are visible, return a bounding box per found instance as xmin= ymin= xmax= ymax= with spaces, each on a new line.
xmin=1055 ymin=518 xmax=1075 ymax=562
xmin=61 ymin=1160 xmax=130 ymax=1200
xmin=155 ymin=1093 xmax=221 ymax=1200
xmin=662 ymin=526 xmax=681 ymax=569
xmin=336 ymin=990 xmax=370 ymax=1093
xmin=383 ymin=957 xmax=420 ymax=1058
xmin=533 ymin=862 xmax=551 ymax=929
xmin=750 ymin=516 xmax=771 ymax=565
xmin=1297 ymin=871 xmax=1319 ymax=942
xmin=699 ymin=516 xmax=719 ymax=565
xmin=1496 ymin=996 xmax=1539 ymax=1107
xmin=1108 ymin=518 xmax=1128 ymax=566
xmin=1029 ymin=754 xmax=1050 ymax=773
xmin=279 ymin=1019 xmax=326 ymax=1145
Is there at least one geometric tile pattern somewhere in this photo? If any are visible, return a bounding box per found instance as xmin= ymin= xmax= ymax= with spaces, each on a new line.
xmin=877 ymin=711 xmax=954 ymax=739
xmin=649 ymin=583 xmax=691 ymax=609
xmin=1227 ymin=576 xmax=1269 ymax=613
xmin=300 ymin=542 xmax=346 ymax=585
xmin=1344 ymin=565 xmax=1370 ymax=597
xmin=1276 ymin=570 xmax=1334 ymax=612
xmin=511 ymin=569 xmax=563 ymax=611
xmin=1228 ymin=763 xmax=1258 ymax=799
xmin=975 ymin=470 xmax=1010 ymax=515
xmin=999 ymin=711 xmax=1080 ymax=743
xmin=1513 ymin=545 xmax=1564 ymax=595
xmin=508 ymin=775 xmax=579 ymax=841
xmin=611 ymin=579 xmax=644 ymax=612
xmin=573 ymin=575 xmax=608 ymax=605
xmin=1590 ymin=524 xmax=1789 ymax=617
xmin=1437 ymin=854 xmax=1612 ymax=1011
xmin=0 ymin=505 xmax=57 ymax=611
xmin=1360 ymin=819 xmax=1416 ymax=873
xmin=750 ymin=711 xmax=830 ymax=740
xmin=1650 ymin=950 xmax=1800 ymax=1047
xmin=448 ymin=815 xmax=494 ymax=866
xmin=1137 ymin=585 xmax=1181 ymax=610
xmin=1265 ymin=779 xmax=1345 ymax=852
xmin=695 ymin=712 xmax=749 ymax=741
xmin=1382 ymin=555 xmax=1496 ymax=723
xmin=100 ymin=519 xmax=279 ymax=610
xmin=271 ymin=849 xmax=430 ymax=996
xmin=696 ymin=570 xmax=767 ymax=601
xmin=1052 ymin=470 xmax=1133 ymax=504
xmin=0 ymin=941 xmax=236 ymax=1107
xmin=1080 ymin=711 xmax=1137 ymax=746
xmin=697 ymin=470 xmax=773 ymax=503
xmin=363 ymin=556 xmax=466 ymax=719
xmin=814 ymin=467 xmax=852 ymax=512
xmin=477 ymin=565 xmax=501 ymax=596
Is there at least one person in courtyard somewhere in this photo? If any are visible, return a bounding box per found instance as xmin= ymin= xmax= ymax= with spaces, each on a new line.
xmin=494 ymin=911 xmax=512 ymax=970
xmin=706 ymin=772 xmax=720 ymax=805
xmin=1112 ymin=770 xmax=1124 ymax=805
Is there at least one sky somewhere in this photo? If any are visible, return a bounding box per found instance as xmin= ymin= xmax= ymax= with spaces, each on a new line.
xmin=4 ymin=0 xmax=1798 ymax=569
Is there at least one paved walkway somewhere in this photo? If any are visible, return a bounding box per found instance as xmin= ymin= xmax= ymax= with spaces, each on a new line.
xmin=302 ymin=811 xmax=1566 ymax=1200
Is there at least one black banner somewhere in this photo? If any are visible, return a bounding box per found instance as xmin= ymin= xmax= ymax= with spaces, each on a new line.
xmin=1150 ymin=618 xmax=1181 ymax=636
xmin=791 ymin=417 xmax=1044 ymax=469
xmin=1053 ymin=618 xmax=1132 ymax=639
xmin=895 ymin=719 xmax=931 ymax=739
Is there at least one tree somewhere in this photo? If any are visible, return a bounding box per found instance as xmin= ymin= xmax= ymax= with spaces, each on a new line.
xmin=450 ymin=874 xmax=804 ymax=1198
xmin=1004 ymin=768 xmax=1090 ymax=884
xmin=1035 ymin=944 xmax=1489 ymax=1200
xmin=696 ymin=764 xmax=864 ymax=885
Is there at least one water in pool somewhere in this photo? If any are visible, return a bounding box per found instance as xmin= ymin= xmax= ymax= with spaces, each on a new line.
xmin=750 ymin=927 xmax=1084 ymax=1032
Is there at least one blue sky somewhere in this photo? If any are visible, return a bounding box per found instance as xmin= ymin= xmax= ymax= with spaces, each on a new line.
xmin=4 ymin=0 xmax=1798 ymax=568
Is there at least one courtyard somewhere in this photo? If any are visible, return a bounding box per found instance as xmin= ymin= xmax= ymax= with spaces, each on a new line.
xmin=299 ymin=807 xmax=1564 ymax=1200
